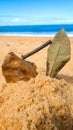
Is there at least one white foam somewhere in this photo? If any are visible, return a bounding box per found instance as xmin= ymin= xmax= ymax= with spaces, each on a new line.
xmin=0 ymin=33 xmax=73 ymax=37
xmin=0 ymin=33 xmax=55 ymax=37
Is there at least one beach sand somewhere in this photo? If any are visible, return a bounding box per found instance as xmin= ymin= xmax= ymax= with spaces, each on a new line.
xmin=0 ymin=36 xmax=73 ymax=85
xmin=0 ymin=36 xmax=73 ymax=130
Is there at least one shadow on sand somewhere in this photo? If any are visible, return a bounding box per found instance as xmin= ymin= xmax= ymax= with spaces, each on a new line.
xmin=56 ymin=74 xmax=73 ymax=84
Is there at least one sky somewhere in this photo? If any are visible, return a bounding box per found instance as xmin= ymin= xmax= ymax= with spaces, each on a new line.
xmin=0 ymin=0 xmax=73 ymax=25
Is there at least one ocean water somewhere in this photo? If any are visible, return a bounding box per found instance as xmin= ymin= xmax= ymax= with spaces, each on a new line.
xmin=0 ymin=24 xmax=73 ymax=36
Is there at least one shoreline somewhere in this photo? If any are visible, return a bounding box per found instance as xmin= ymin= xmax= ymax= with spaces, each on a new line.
xmin=0 ymin=33 xmax=55 ymax=37
xmin=0 ymin=33 xmax=73 ymax=37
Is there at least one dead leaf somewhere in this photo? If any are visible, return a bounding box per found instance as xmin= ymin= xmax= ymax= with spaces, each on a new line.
xmin=46 ymin=29 xmax=71 ymax=77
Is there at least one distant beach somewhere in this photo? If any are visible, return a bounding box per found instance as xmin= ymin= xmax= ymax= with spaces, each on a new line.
xmin=0 ymin=35 xmax=73 ymax=86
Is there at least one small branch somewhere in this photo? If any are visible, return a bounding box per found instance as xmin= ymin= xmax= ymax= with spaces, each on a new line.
xmin=22 ymin=40 xmax=52 ymax=59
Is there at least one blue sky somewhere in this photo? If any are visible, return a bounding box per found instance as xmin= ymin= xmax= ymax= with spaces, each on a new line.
xmin=0 ymin=0 xmax=73 ymax=25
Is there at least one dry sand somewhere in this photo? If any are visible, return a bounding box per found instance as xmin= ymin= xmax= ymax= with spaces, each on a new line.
xmin=0 ymin=36 xmax=73 ymax=130
xmin=0 ymin=36 xmax=73 ymax=84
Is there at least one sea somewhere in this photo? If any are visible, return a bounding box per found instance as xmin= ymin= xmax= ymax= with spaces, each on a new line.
xmin=0 ymin=24 xmax=73 ymax=36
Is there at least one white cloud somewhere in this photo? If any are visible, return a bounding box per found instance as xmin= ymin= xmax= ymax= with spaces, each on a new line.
xmin=0 ymin=16 xmax=73 ymax=25
xmin=13 ymin=18 xmax=20 ymax=22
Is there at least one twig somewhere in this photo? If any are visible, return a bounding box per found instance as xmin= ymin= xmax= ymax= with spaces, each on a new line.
xmin=22 ymin=40 xmax=52 ymax=59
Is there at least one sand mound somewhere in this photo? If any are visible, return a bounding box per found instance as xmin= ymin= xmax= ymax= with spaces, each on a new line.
xmin=0 ymin=75 xmax=73 ymax=130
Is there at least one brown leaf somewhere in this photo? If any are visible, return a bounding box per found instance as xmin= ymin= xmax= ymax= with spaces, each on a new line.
xmin=46 ymin=29 xmax=71 ymax=77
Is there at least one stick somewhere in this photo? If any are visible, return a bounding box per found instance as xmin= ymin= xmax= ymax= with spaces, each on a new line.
xmin=22 ymin=40 xmax=52 ymax=59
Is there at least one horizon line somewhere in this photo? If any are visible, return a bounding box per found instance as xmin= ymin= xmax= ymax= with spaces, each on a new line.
xmin=0 ymin=23 xmax=73 ymax=26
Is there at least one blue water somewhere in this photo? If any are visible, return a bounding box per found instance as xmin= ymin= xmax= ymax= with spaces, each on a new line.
xmin=0 ymin=24 xmax=73 ymax=36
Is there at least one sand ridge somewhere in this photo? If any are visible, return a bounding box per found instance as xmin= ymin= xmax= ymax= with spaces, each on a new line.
xmin=0 ymin=75 xmax=73 ymax=130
